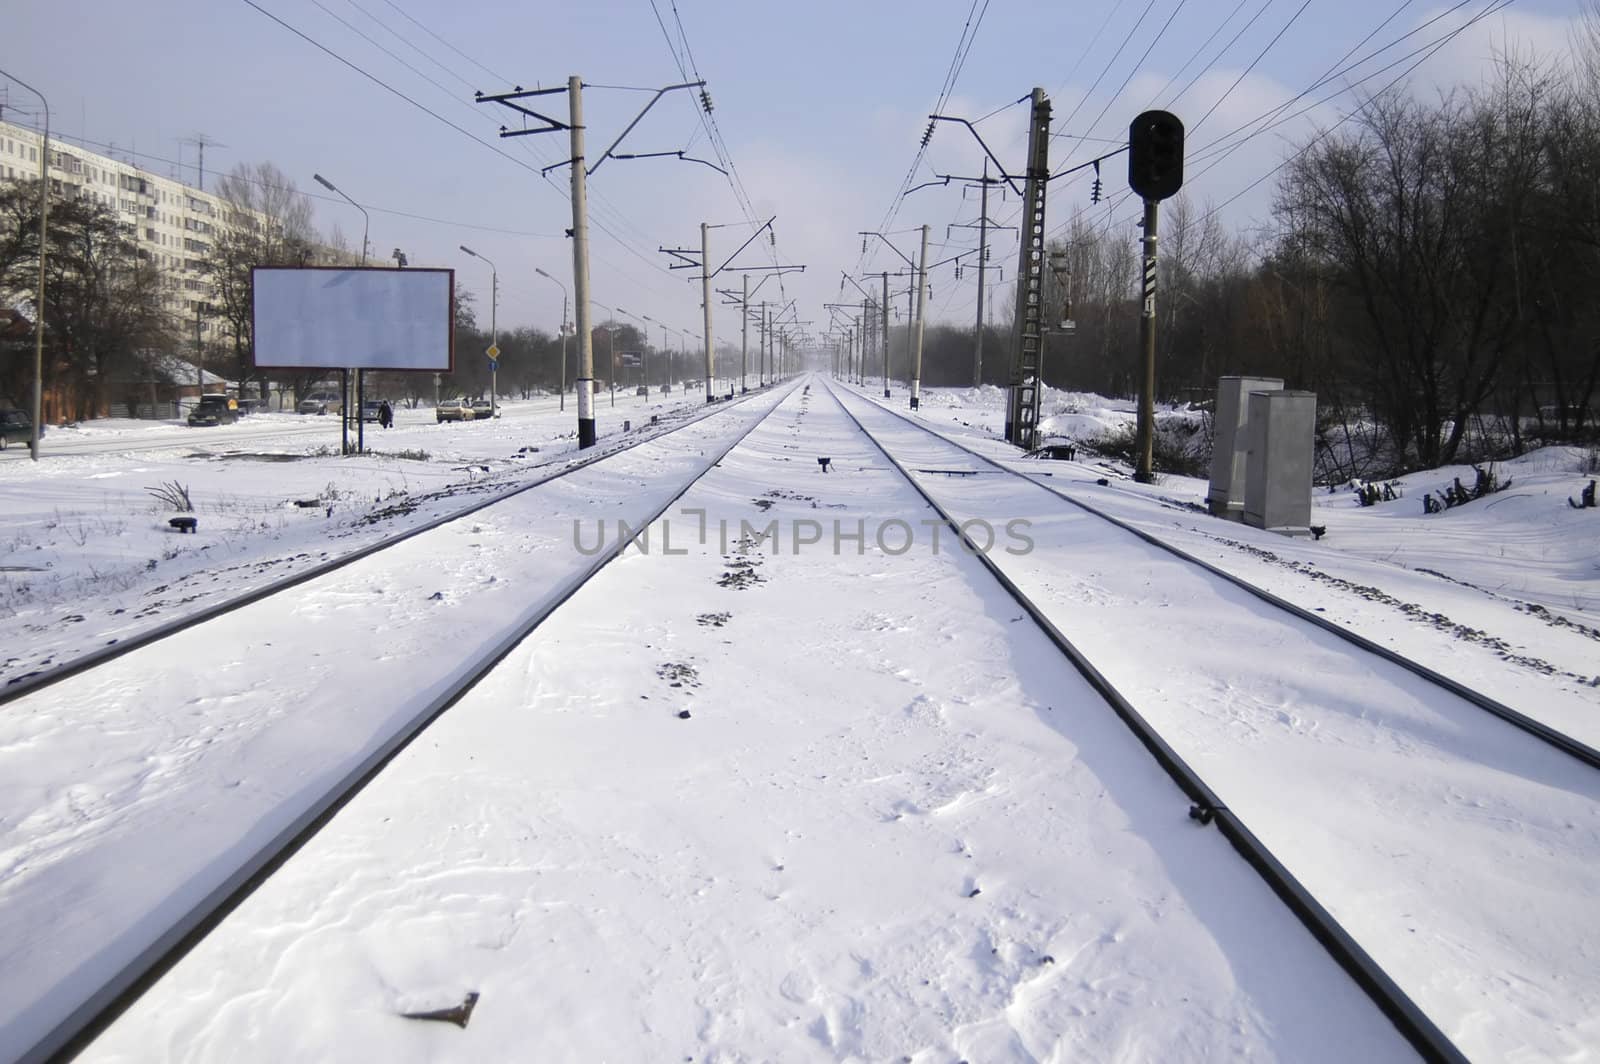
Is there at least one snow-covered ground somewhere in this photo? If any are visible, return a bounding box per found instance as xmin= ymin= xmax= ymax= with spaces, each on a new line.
xmin=2 ymin=379 xmax=1597 ymax=1061
xmin=0 ymin=392 xmax=711 ymax=686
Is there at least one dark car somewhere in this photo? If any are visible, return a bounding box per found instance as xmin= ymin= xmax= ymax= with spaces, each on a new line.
xmin=0 ymin=408 xmax=40 ymax=450
xmin=187 ymin=394 xmax=238 ymax=427
xmin=470 ymin=399 xmax=495 ymax=419
xmin=635 ymin=386 xmax=649 ymax=397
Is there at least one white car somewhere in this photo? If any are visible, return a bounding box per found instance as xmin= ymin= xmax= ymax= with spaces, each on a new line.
xmin=297 ymin=392 xmax=341 ymax=415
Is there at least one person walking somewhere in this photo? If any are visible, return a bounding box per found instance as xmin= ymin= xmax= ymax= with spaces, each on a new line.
xmin=378 ymin=400 xmax=393 ymax=430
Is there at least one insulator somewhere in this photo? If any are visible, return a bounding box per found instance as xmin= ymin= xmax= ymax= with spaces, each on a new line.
xmin=700 ymin=89 xmax=714 ymax=114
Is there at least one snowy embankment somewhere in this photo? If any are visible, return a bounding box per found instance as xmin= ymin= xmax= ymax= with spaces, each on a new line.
xmin=0 ymin=394 xmax=702 ymax=686
xmin=0 ymin=380 xmax=1595 ymax=1061
xmin=83 ymin=382 xmax=1411 ymax=1063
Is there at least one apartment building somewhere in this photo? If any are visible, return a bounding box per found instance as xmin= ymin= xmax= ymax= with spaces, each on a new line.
xmin=1 ymin=118 xmax=263 ymax=319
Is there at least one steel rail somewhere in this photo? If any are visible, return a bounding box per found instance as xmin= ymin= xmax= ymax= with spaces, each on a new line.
xmin=825 ymin=378 xmax=1466 ymax=1064
xmin=834 ymin=382 xmax=1600 ymax=773
xmin=27 ymin=381 xmax=802 ymax=1064
xmin=1 ymin=390 xmax=769 ymax=707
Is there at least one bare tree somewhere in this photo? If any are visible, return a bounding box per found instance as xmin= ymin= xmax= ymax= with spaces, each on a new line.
xmin=203 ymin=162 xmax=316 ymax=398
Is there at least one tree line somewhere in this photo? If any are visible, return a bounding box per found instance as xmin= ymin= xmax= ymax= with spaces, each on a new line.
xmin=896 ymin=44 xmax=1600 ymax=478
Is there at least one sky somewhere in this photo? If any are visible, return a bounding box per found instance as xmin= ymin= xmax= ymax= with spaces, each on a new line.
xmin=3 ymin=0 xmax=1593 ymax=347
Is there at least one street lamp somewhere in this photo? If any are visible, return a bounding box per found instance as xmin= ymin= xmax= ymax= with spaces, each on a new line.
xmin=617 ymin=307 xmax=652 ymax=397
xmin=312 ymin=173 xmax=369 ymax=265
xmin=312 ymin=172 xmax=370 ymax=456
xmin=0 ymin=69 xmax=48 ymax=460
xmin=534 ymin=267 xmax=570 ymax=411
xmin=460 ymin=245 xmax=499 ymax=416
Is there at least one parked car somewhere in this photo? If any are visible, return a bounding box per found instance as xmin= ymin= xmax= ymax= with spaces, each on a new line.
xmin=635 ymin=386 xmax=649 ymax=397
xmin=436 ymin=398 xmax=474 ymax=422
xmin=355 ymin=400 xmax=383 ymax=422
xmin=660 ymin=383 xmax=673 ymax=394
xmin=187 ymin=394 xmax=238 ymax=427
xmin=470 ymin=399 xmax=495 ymax=420
xmin=297 ymin=392 xmax=341 ymax=415
xmin=0 ymin=408 xmax=40 ymax=450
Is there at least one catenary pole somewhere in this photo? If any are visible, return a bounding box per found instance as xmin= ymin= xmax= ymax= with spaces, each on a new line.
xmin=740 ymin=273 xmax=749 ymax=392
xmin=881 ymin=271 xmax=891 ymax=397
xmin=910 ymin=223 xmax=929 ymax=409
xmin=975 ymin=159 xmax=988 ymax=388
xmin=568 ymin=75 xmax=597 ymax=448
xmin=701 ymin=222 xmax=714 ymax=404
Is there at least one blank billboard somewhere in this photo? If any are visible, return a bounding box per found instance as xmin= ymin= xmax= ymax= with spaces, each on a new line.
xmin=252 ymin=267 xmax=455 ymax=371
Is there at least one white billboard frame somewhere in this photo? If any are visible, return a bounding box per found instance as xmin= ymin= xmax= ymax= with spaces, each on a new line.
xmin=251 ymin=266 xmax=455 ymax=372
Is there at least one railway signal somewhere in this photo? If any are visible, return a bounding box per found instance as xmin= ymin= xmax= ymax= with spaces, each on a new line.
xmin=1127 ymin=110 xmax=1186 ymax=483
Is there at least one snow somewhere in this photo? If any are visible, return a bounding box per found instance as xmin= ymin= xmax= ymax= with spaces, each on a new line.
xmin=1 ymin=380 xmax=1597 ymax=1061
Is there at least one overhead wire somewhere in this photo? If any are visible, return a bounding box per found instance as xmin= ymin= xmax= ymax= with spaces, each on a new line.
xmin=1052 ymin=0 xmax=1191 ymax=175
xmin=1186 ymin=0 xmax=1315 ymax=137
xmin=851 ymin=0 xmax=994 ymax=283
xmin=1077 ymin=0 xmax=1517 ymax=244
xmin=247 ymin=0 xmax=694 ymax=304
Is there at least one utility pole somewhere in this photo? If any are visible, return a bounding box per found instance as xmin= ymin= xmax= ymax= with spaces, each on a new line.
xmin=194 ymin=303 xmax=205 ymax=393
xmin=535 ymin=267 xmax=568 ymax=411
xmin=701 ymin=223 xmax=714 ymax=402
xmin=946 ymin=162 xmax=1012 ymax=389
xmin=1005 ymin=87 xmax=1051 ymax=450
xmin=566 ymin=77 xmax=597 ymax=447
xmin=910 ymin=224 xmax=929 ymax=409
xmin=460 ymin=245 xmax=498 ymax=415
xmin=0 ymin=74 xmax=45 ymax=456
xmin=976 ymin=161 xmax=988 ymax=388
xmin=741 ymin=273 xmax=749 ymax=392
xmin=662 ymin=216 xmax=795 ymax=402
xmin=881 ymin=272 xmax=890 ymax=397
xmin=478 ymin=76 xmax=707 ymax=446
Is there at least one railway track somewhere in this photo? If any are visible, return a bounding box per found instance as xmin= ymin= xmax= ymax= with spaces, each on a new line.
xmin=78 ymin=378 xmax=1419 ymax=1062
xmin=8 ymin=377 xmax=1594 ymax=1061
xmin=1 ymin=387 xmax=772 ymax=703
xmin=833 ymin=382 xmax=1600 ymax=770
xmin=826 ymin=379 xmax=1600 ymax=1061
xmin=0 ymin=383 xmax=797 ymax=1064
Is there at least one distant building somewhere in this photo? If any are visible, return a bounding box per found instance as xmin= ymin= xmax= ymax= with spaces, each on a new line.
xmin=1 ymin=119 xmax=339 ymax=419
xmin=0 ymin=118 xmax=256 ymax=320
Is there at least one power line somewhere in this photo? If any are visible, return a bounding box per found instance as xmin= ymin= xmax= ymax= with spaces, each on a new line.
xmin=1188 ymin=0 xmax=1315 ymax=137
xmin=376 ymin=0 xmax=512 ymax=85
xmin=1049 ymin=0 xmax=1161 ymax=145
xmin=1079 ymin=0 xmax=1517 ymax=243
xmin=240 ymin=0 xmax=692 ymax=300
xmin=1145 ymin=0 xmax=1252 ymax=109
xmin=855 ymin=0 xmax=995 ymax=283
xmin=1162 ymin=0 xmax=1276 ymax=114
xmin=1053 ymin=0 xmax=1191 ymax=175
